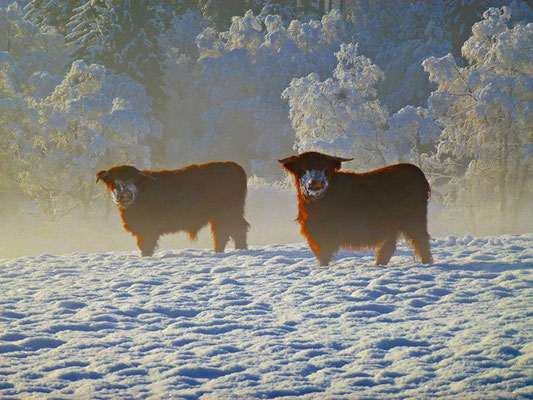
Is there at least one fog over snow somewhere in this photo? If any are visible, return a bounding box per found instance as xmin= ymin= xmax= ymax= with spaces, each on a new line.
xmin=1 ymin=2 xmax=532 ymax=259
xmin=1 ymin=234 xmax=531 ymax=399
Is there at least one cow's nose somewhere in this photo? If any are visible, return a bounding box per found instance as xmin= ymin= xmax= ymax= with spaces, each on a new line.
xmin=309 ymin=180 xmax=324 ymax=190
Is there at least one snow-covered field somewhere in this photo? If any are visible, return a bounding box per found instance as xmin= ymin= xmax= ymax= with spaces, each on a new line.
xmin=1 ymin=234 xmax=532 ymax=400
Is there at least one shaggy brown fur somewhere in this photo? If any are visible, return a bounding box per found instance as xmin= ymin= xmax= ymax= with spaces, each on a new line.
xmin=97 ymin=162 xmax=249 ymax=256
xmin=279 ymin=151 xmax=433 ymax=266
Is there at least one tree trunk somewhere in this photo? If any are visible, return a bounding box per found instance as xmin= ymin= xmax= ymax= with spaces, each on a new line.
xmin=340 ymin=0 xmax=345 ymax=13
xmin=499 ymin=128 xmax=509 ymax=232
xmin=6 ymin=21 xmax=11 ymax=52
xmin=469 ymin=158 xmax=479 ymax=235
xmin=511 ymin=163 xmax=528 ymax=229
xmin=328 ymin=0 xmax=332 ymax=12
xmin=416 ymin=128 xmax=422 ymax=168
xmin=318 ymin=0 xmax=325 ymax=15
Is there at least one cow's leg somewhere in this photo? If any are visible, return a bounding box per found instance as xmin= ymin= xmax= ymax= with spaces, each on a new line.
xmin=311 ymin=240 xmax=337 ymax=266
xmin=136 ymin=233 xmax=159 ymax=257
xmin=305 ymin=232 xmax=337 ymax=266
xmin=230 ymin=217 xmax=249 ymax=250
xmin=317 ymin=245 xmax=337 ymax=266
xmin=231 ymin=229 xmax=248 ymax=250
xmin=376 ymin=239 xmax=396 ymax=265
xmin=210 ymin=219 xmax=230 ymax=253
xmin=403 ymin=226 xmax=433 ymax=264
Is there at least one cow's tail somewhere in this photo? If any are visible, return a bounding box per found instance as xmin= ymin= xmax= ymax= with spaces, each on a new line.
xmin=238 ymin=164 xmax=250 ymax=230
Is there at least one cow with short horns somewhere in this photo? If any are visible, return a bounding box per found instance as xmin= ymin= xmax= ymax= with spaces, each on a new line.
xmin=279 ymin=151 xmax=433 ymax=266
xmin=97 ymin=162 xmax=249 ymax=257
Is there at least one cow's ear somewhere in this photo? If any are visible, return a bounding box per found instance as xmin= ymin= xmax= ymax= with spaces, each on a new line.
xmin=96 ymin=170 xmax=108 ymax=183
xmin=324 ymin=155 xmax=353 ymax=171
xmin=278 ymin=156 xmax=301 ymax=174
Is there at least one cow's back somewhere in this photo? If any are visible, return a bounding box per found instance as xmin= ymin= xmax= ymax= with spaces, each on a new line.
xmin=127 ymin=162 xmax=247 ymax=234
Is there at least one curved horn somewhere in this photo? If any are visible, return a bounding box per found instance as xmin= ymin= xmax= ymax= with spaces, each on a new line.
xmin=278 ymin=156 xmax=298 ymax=164
xmin=278 ymin=155 xmax=302 ymax=173
xmin=139 ymin=171 xmax=156 ymax=180
xmin=96 ymin=170 xmax=108 ymax=183
xmin=324 ymin=154 xmax=353 ymax=162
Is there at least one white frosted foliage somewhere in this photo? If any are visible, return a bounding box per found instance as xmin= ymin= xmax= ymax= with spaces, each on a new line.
xmin=422 ymin=7 xmax=532 ymax=233
xmin=18 ymin=61 xmax=160 ymax=218
xmin=282 ymin=43 xmax=388 ymax=169
xmin=385 ymin=106 xmax=441 ymax=167
xmin=162 ymin=9 xmax=353 ymax=178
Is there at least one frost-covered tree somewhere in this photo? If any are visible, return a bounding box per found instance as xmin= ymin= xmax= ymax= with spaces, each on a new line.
xmin=0 ymin=52 xmax=40 ymax=218
xmin=353 ymin=0 xmax=532 ymax=111
xmin=160 ymin=8 xmax=210 ymax=59
xmin=282 ymin=42 xmax=388 ymax=170
xmin=103 ymin=0 xmax=170 ymax=107
xmin=18 ymin=61 xmax=161 ymax=218
xmin=23 ymin=0 xmax=82 ymax=35
xmin=161 ymin=9 xmax=354 ymax=177
xmin=443 ymin=0 xmax=533 ymax=57
xmin=65 ymin=0 xmax=110 ymax=62
xmin=197 ymin=0 xmax=315 ymax=29
xmin=0 ymin=2 xmax=72 ymax=226
xmin=67 ymin=0 xmax=170 ymax=110
xmin=198 ymin=0 xmax=246 ymax=30
xmin=384 ymin=106 xmax=441 ymax=169
xmin=257 ymin=1 xmax=298 ymax=22
xmin=0 ymin=2 xmax=68 ymax=97
xmin=339 ymin=0 xmax=452 ymax=112
xmin=423 ymin=7 xmax=533 ymax=233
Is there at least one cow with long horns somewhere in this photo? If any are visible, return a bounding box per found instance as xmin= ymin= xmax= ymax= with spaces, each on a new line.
xmin=279 ymin=151 xmax=433 ymax=266
xmin=97 ymin=162 xmax=249 ymax=257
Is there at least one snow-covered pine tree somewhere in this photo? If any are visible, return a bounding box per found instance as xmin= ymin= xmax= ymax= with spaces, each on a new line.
xmin=198 ymin=0 xmax=246 ymax=30
xmin=443 ymin=0 xmax=532 ymax=57
xmin=342 ymin=0 xmax=451 ymax=112
xmin=23 ymin=0 xmax=82 ymax=35
xmin=66 ymin=0 xmax=112 ymax=64
xmin=256 ymin=1 xmax=298 ymax=23
xmin=103 ymin=0 xmax=170 ymax=114
xmin=66 ymin=0 xmax=170 ymax=114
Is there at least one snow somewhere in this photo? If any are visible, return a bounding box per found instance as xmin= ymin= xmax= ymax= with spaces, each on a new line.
xmin=1 ymin=234 xmax=532 ymax=399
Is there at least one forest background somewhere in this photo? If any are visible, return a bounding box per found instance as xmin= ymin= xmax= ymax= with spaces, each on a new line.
xmin=0 ymin=0 xmax=531 ymax=257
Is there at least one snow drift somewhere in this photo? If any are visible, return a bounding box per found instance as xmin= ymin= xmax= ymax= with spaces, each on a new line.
xmin=1 ymin=234 xmax=531 ymax=399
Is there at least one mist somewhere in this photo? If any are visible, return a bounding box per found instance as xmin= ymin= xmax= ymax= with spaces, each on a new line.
xmin=1 ymin=0 xmax=532 ymax=258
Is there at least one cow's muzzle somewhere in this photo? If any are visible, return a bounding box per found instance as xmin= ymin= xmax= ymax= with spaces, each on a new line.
xmin=300 ymin=170 xmax=329 ymax=201
xmin=112 ymin=182 xmax=138 ymax=208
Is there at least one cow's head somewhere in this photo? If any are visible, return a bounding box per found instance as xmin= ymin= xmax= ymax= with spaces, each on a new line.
xmin=279 ymin=152 xmax=352 ymax=201
xmin=96 ymin=165 xmax=155 ymax=208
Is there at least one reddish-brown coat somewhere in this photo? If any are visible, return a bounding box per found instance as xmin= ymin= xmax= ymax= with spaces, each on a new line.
xmin=97 ymin=162 xmax=249 ymax=256
xmin=280 ymin=152 xmax=433 ymax=266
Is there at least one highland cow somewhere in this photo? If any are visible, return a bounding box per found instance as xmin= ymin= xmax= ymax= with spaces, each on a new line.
xmin=97 ymin=162 xmax=249 ymax=256
xmin=279 ymin=151 xmax=433 ymax=266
